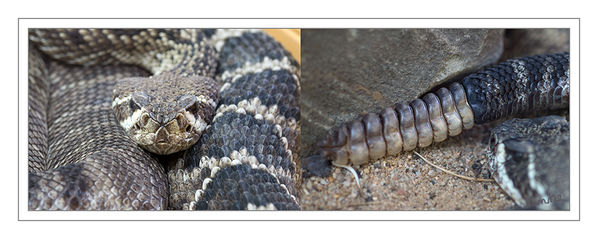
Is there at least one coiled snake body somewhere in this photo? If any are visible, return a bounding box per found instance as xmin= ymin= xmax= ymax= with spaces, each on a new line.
xmin=28 ymin=29 xmax=300 ymax=210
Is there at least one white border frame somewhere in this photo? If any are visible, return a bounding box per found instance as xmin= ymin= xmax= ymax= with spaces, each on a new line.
xmin=18 ymin=18 xmax=580 ymax=221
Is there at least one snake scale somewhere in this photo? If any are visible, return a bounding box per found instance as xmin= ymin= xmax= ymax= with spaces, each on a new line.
xmin=28 ymin=29 xmax=301 ymax=210
xmin=28 ymin=28 xmax=569 ymax=210
xmin=309 ymin=52 xmax=570 ymax=209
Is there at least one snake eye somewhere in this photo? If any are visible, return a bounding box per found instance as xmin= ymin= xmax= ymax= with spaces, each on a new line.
xmin=186 ymin=102 xmax=199 ymax=116
xmin=178 ymin=95 xmax=199 ymax=116
xmin=129 ymin=99 xmax=141 ymax=111
xmin=131 ymin=92 xmax=150 ymax=111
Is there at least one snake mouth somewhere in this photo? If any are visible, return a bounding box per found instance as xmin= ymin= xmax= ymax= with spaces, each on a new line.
xmin=130 ymin=115 xmax=203 ymax=155
xmin=144 ymin=129 xmax=197 ymax=155
xmin=142 ymin=138 xmax=194 ymax=155
xmin=155 ymin=126 xmax=170 ymax=144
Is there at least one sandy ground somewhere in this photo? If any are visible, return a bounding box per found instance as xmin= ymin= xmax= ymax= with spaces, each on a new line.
xmin=299 ymin=122 xmax=516 ymax=210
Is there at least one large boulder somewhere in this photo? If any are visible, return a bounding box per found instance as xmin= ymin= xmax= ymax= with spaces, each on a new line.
xmin=301 ymin=29 xmax=505 ymax=155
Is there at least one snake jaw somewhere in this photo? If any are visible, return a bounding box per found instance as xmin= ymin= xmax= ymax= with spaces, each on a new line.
xmin=116 ymin=106 xmax=208 ymax=155
xmin=130 ymin=111 xmax=207 ymax=155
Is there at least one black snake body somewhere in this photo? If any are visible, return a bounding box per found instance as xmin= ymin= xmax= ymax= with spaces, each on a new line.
xmin=315 ymin=52 xmax=570 ymax=209
xmin=28 ymin=29 xmax=300 ymax=210
xmin=168 ymin=30 xmax=301 ymax=210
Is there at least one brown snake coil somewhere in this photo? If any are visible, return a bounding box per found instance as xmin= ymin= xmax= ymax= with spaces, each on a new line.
xmin=320 ymin=82 xmax=474 ymax=167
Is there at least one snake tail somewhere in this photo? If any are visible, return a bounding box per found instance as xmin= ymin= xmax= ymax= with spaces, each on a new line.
xmin=319 ymin=52 xmax=570 ymax=167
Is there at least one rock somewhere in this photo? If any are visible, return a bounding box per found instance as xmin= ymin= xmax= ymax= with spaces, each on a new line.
xmin=501 ymin=29 xmax=569 ymax=60
xmin=301 ymin=29 xmax=505 ymax=155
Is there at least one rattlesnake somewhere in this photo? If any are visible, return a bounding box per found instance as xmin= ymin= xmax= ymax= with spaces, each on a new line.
xmin=28 ymin=29 xmax=570 ymax=210
xmin=306 ymin=53 xmax=570 ymax=210
xmin=28 ymin=29 xmax=300 ymax=210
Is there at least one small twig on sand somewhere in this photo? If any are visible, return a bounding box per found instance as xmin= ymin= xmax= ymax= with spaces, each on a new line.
xmin=413 ymin=151 xmax=495 ymax=182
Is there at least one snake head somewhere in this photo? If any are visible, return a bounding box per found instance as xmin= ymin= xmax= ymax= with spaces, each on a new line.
xmin=112 ymin=72 xmax=219 ymax=155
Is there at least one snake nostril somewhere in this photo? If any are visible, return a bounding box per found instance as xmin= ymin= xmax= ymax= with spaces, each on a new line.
xmin=176 ymin=115 xmax=185 ymax=127
xmin=185 ymin=125 xmax=192 ymax=132
xmin=141 ymin=114 xmax=149 ymax=126
xmin=134 ymin=122 xmax=141 ymax=130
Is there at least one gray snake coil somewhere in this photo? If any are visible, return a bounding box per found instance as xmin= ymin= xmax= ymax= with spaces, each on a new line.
xmin=28 ymin=29 xmax=300 ymax=210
